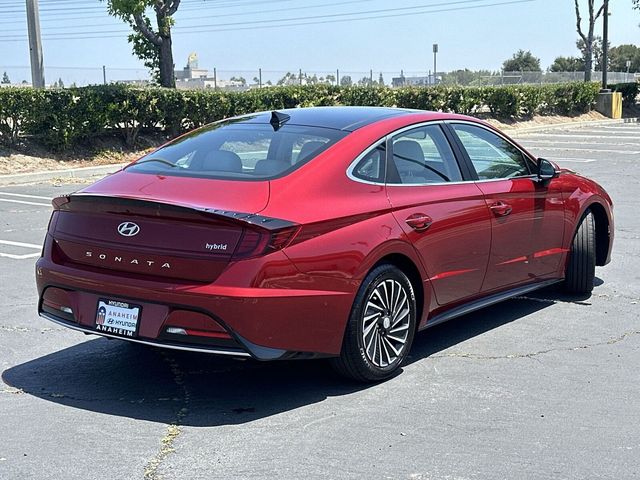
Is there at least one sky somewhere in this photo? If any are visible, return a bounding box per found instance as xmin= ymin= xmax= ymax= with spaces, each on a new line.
xmin=0 ymin=0 xmax=638 ymax=85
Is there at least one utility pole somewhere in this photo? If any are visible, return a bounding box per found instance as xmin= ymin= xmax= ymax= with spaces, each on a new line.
xmin=213 ymin=67 xmax=217 ymax=90
xmin=432 ymin=43 xmax=438 ymax=86
xmin=103 ymin=65 xmax=107 ymax=85
xmin=336 ymin=69 xmax=340 ymax=86
xmin=259 ymin=68 xmax=262 ymax=88
xmin=26 ymin=0 xmax=45 ymax=88
xmin=601 ymin=0 xmax=609 ymax=91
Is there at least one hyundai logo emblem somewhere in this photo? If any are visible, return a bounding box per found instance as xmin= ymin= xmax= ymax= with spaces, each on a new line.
xmin=117 ymin=222 xmax=140 ymax=237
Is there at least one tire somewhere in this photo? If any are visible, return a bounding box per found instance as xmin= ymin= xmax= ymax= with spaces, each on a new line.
xmin=563 ymin=211 xmax=596 ymax=295
xmin=331 ymin=264 xmax=417 ymax=382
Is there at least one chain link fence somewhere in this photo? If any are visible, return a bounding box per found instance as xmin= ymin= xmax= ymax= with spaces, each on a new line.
xmin=1 ymin=65 xmax=638 ymax=89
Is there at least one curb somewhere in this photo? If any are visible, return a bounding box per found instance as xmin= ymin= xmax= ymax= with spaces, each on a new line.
xmin=0 ymin=163 xmax=127 ymax=187
xmin=504 ymin=117 xmax=637 ymax=135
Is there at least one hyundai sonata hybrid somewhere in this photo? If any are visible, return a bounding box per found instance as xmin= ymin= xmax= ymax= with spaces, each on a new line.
xmin=36 ymin=107 xmax=613 ymax=381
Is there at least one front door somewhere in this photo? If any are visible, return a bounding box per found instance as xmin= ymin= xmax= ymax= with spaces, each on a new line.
xmin=449 ymin=123 xmax=565 ymax=292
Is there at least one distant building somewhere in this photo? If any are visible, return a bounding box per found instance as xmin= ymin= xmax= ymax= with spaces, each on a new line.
xmin=174 ymin=53 xmax=246 ymax=90
xmin=175 ymin=52 xmax=210 ymax=81
xmin=391 ymin=73 xmax=440 ymax=87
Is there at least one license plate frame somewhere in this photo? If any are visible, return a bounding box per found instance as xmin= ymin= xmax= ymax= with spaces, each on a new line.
xmin=95 ymin=299 xmax=142 ymax=339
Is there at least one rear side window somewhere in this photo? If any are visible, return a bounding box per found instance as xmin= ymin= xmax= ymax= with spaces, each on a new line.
xmin=351 ymin=143 xmax=386 ymax=183
xmin=452 ymin=124 xmax=531 ymax=180
xmin=388 ymin=125 xmax=462 ymax=184
xmin=127 ymin=123 xmax=347 ymax=180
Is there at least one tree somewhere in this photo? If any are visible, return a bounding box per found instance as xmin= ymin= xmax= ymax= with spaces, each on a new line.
xmin=549 ymin=56 xmax=585 ymax=72
xmin=57 ymin=77 xmax=65 ymax=88
xmin=1 ymin=72 xmax=10 ymax=84
xmin=229 ymin=76 xmax=246 ymax=86
xmin=577 ymin=36 xmax=608 ymax=70
xmin=340 ymin=75 xmax=352 ymax=86
xmin=105 ymin=0 xmax=181 ymax=88
xmin=325 ymin=74 xmax=336 ymax=85
xmin=502 ymin=49 xmax=542 ymax=72
xmin=609 ymin=44 xmax=640 ymax=72
xmin=573 ymin=0 xmax=607 ymax=81
xmin=378 ymin=72 xmax=384 ymax=86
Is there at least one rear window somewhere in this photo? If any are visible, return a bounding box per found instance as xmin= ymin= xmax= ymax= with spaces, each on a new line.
xmin=127 ymin=122 xmax=347 ymax=180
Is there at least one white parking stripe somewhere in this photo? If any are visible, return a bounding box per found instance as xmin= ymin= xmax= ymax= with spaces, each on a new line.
xmin=552 ymin=158 xmax=597 ymax=163
xmin=0 ymin=252 xmax=40 ymax=259
xmin=520 ymin=140 xmax=640 ymax=146
xmin=515 ymin=133 xmax=640 ymax=139
xmin=530 ymin=147 xmax=639 ymax=154
xmin=0 ymin=239 xmax=42 ymax=249
xmin=0 ymin=198 xmax=51 ymax=207
xmin=0 ymin=192 xmax=52 ymax=200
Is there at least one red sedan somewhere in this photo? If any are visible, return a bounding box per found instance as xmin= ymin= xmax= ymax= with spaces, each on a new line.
xmin=36 ymin=107 xmax=614 ymax=381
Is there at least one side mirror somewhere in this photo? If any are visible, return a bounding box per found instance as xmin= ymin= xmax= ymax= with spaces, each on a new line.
xmin=536 ymin=158 xmax=558 ymax=182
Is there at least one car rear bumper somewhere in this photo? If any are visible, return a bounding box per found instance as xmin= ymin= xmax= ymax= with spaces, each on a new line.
xmin=35 ymin=256 xmax=354 ymax=360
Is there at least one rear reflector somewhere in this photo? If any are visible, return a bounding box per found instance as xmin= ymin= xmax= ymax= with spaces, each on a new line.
xmin=166 ymin=327 xmax=187 ymax=335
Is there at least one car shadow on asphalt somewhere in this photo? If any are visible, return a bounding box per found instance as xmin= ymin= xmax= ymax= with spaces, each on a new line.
xmin=1 ymin=287 xmax=586 ymax=427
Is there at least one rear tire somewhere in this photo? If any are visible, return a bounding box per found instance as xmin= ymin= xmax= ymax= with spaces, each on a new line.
xmin=563 ymin=211 xmax=596 ymax=295
xmin=331 ymin=264 xmax=416 ymax=382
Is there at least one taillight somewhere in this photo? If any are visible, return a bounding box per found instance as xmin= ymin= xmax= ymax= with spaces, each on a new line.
xmin=232 ymin=226 xmax=300 ymax=259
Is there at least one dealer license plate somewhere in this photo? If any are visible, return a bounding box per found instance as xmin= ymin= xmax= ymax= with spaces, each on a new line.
xmin=95 ymin=299 xmax=141 ymax=338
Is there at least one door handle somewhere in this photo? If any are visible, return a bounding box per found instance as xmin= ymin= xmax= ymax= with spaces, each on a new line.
xmin=405 ymin=213 xmax=433 ymax=232
xmin=489 ymin=201 xmax=512 ymax=216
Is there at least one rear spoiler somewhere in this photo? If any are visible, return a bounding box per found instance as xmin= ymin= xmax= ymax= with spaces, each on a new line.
xmin=52 ymin=193 xmax=297 ymax=232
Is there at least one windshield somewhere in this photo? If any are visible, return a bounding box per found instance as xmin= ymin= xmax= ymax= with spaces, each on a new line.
xmin=127 ymin=121 xmax=348 ymax=180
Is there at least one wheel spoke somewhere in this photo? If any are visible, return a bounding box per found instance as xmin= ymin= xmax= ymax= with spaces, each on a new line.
xmin=366 ymin=300 xmax=383 ymax=312
xmin=383 ymin=336 xmax=402 ymax=357
xmin=363 ymin=319 xmax=378 ymax=338
xmin=389 ymin=323 xmax=409 ymax=334
xmin=381 ymin=282 xmax=390 ymax=310
xmin=392 ymin=281 xmax=402 ymax=315
xmin=386 ymin=333 xmax=407 ymax=344
xmin=380 ymin=336 xmax=392 ymax=366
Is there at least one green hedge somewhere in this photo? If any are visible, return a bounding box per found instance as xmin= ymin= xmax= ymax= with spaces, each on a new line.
xmin=610 ymin=82 xmax=639 ymax=107
xmin=0 ymin=82 xmax=603 ymax=150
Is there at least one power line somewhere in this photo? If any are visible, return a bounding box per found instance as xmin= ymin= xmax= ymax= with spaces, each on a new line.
xmin=0 ymin=0 xmax=535 ymax=41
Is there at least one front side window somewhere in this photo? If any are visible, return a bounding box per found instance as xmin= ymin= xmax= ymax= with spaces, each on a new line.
xmin=126 ymin=122 xmax=347 ymax=180
xmin=451 ymin=124 xmax=531 ymax=180
xmin=388 ymin=125 xmax=462 ymax=185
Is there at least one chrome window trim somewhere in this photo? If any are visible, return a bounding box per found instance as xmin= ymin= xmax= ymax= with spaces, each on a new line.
xmin=346 ymin=119 xmax=538 ymax=187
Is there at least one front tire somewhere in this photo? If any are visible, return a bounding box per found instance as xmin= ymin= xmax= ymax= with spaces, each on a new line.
xmin=563 ymin=211 xmax=596 ymax=295
xmin=331 ymin=264 xmax=417 ymax=382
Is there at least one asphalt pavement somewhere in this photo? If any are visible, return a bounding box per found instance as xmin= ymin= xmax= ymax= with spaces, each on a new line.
xmin=0 ymin=121 xmax=638 ymax=480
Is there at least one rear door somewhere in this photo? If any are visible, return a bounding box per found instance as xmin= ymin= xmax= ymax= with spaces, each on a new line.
xmin=385 ymin=123 xmax=492 ymax=307
xmin=448 ymin=122 xmax=565 ymax=292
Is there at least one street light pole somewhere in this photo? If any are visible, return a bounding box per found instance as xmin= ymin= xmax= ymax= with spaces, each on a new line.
xmin=432 ymin=43 xmax=438 ymax=85
xmin=26 ymin=0 xmax=45 ymax=88
xmin=601 ymin=0 xmax=609 ymax=91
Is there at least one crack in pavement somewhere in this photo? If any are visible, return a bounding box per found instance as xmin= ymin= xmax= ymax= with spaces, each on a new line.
xmin=143 ymin=353 xmax=190 ymax=480
xmin=430 ymin=330 xmax=640 ymax=361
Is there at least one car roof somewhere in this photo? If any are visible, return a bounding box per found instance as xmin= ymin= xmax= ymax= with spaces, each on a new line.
xmin=236 ymin=106 xmax=430 ymax=132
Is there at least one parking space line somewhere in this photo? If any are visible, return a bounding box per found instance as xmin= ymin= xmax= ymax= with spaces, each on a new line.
xmin=0 ymin=240 xmax=42 ymax=249
xmin=0 ymin=192 xmax=52 ymax=201
xmin=0 ymin=252 xmax=40 ymax=259
xmin=0 ymin=239 xmax=41 ymax=260
xmin=0 ymin=198 xmax=51 ymax=207
xmin=551 ymin=158 xmax=597 ymax=163
xmin=530 ymin=147 xmax=639 ymax=154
